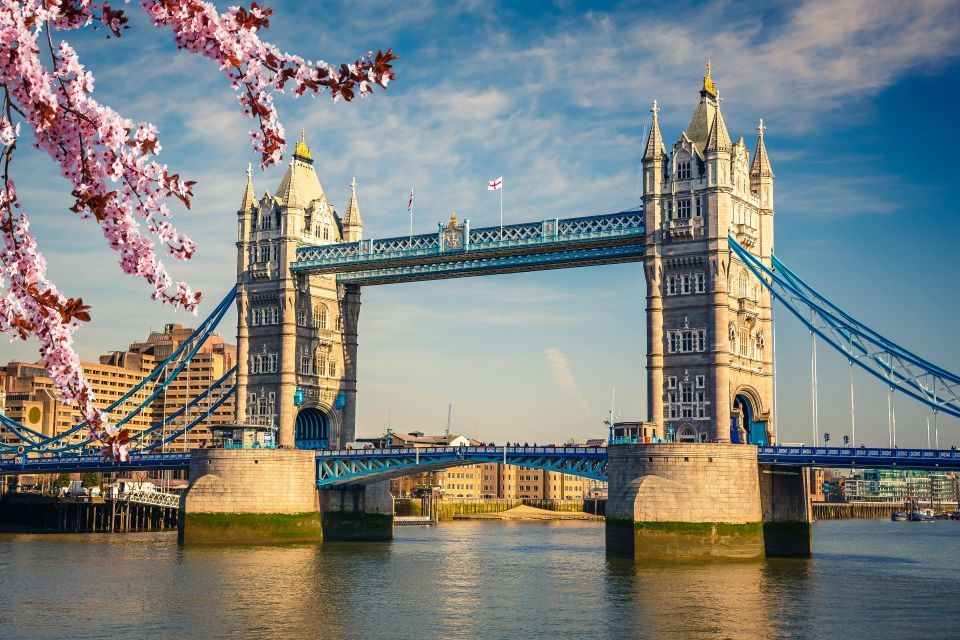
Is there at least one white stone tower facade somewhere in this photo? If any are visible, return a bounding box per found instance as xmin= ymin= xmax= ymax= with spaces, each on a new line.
xmin=642 ymin=63 xmax=776 ymax=444
xmin=235 ymin=133 xmax=361 ymax=448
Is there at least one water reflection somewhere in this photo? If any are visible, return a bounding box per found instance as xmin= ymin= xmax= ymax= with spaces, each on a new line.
xmin=605 ymin=557 xmax=814 ymax=639
xmin=1 ymin=521 xmax=959 ymax=639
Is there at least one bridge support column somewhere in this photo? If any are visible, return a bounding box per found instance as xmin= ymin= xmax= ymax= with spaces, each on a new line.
xmin=758 ymin=464 xmax=812 ymax=557
xmin=606 ymin=443 xmax=765 ymax=559
xmin=179 ymin=448 xmax=322 ymax=544
xmin=319 ymin=481 xmax=393 ymax=541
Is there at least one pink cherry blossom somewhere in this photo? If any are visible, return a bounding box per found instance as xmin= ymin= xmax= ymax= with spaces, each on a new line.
xmin=0 ymin=1 xmax=396 ymax=460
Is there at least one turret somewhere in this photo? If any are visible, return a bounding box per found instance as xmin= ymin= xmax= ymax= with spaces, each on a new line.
xmin=341 ymin=177 xmax=363 ymax=243
xmin=750 ymin=118 xmax=774 ymax=210
xmin=641 ymin=100 xmax=666 ymax=217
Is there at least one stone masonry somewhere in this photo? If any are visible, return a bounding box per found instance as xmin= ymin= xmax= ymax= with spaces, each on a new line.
xmin=607 ymin=443 xmax=761 ymax=524
xmin=180 ymin=448 xmax=318 ymax=514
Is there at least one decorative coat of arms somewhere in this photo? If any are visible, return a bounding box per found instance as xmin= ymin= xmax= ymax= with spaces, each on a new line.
xmin=442 ymin=212 xmax=464 ymax=250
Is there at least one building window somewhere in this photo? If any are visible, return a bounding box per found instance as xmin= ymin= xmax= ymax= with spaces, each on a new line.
xmin=315 ymin=353 xmax=327 ymax=377
xmin=680 ymin=274 xmax=691 ymax=294
xmin=666 ymin=275 xmax=677 ymax=295
xmin=299 ymin=350 xmax=312 ymax=375
xmin=667 ymin=376 xmax=677 ymax=389
xmin=667 ymin=329 xmax=707 ymax=354
xmin=695 ymin=273 xmax=706 ymax=293
xmin=677 ymin=199 xmax=691 ymax=219
xmin=296 ymin=307 xmax=307 ymax=326
xmin=695 ymin=196 xmax=703 ymax=217
xmin=695 ymin=375 xmax=705 ymax=388
xmin=327 ymin=359 xmax=337 ymax=378
xmin=314 ymin=305 xmax=328 ymax=329
xmin=677 ymin=161 xmax=691 ymax=180
xmin=335 ymin=314 xmax=343 ymax=332
xmin=323 ymin=226 xmax=329 ymax=240
xmin=271 ymin=243 xmax=279 ymax=262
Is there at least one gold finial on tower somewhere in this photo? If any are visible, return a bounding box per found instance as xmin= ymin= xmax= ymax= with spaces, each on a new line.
xmin=293 ymin=129 xmax=312 ymax=160
xmin=449 ymin=211 xmax=458 ymax=226
xmin=702 ymin=59 xmax=717 ymax=97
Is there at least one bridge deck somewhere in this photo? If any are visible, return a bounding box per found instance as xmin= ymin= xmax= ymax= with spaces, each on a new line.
xmin=3 ymin=446 xmax=958 ymax=479
xmin=291 ymin=210 xmax=645 ymax=285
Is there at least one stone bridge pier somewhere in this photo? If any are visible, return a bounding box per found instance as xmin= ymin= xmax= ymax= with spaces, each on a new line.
xmin=605 ymin=443 xmax=811 ymax=560
xmin=179 ymin=448 xmax=393 ymax=544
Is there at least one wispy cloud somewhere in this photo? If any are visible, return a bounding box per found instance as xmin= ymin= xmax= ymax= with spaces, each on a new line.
xmin=545 ymin=347 xmax=590 ymax=415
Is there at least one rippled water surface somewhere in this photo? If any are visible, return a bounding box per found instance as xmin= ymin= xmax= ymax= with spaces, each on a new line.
xmin=1 ymin=519 xmax=959 ymax=639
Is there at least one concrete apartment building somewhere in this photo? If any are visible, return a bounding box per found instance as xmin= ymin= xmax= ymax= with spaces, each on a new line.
xmin=1 ymin=324 xmax=236 ymax=451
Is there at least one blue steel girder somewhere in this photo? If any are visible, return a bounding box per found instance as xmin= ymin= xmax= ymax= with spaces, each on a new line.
xmin=291 ymin=210 xmax=645 ymax=285
xmin=729 ymin=237 xmax=960 ymax=420
xmin=316 ymin=446 xmax=608 ymax=486
xmin=758 ymin=446 xmax=960 ymax=471
xmin=0 ymin=451 xmax=191 ymax=475
xmin=334 ymin=245 xmax=646 ymax=286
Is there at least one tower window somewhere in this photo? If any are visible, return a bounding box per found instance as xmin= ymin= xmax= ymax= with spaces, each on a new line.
xmin=666 ymin=275 xmax=677 ymax=295
xmin=677 ymin=199 xmax=691 ymax=219
xmin=695 ymin=375 xmax=705 ymax=388
xmin=695 ymin=273 xmax=706 ymax=293
xmin=677 ymin=162 xmax=691 ymax=180
xmin=314 ymin=305 xmax=328 ymax=329
xmin=695 ymin=196 xmax=703 ymax=217
xmin=667 ymin=376 xmax=677 ymax=389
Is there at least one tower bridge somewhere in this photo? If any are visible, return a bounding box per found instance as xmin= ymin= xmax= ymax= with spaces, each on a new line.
xmin=2 ymin=64 xmax=959 ymax=556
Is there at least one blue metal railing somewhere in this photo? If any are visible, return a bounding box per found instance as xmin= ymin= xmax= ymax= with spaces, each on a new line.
xmin=292 ymin=209 xmax=644 ymax=273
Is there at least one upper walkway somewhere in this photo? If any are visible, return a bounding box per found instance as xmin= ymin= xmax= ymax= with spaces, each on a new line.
xmin=291 ymin=209 xmax=645 ymax=285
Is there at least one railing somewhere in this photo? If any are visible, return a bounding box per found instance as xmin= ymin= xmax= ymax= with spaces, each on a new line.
xmin=759 ymin=446 xmax=960 ymax=460
xmin=124 ymin=490 xmax=180 ymax=509
xmin=293 ymin=210 xmax=644 ymax=272
xmin=319 ymin=445 xmax=607 ymax=458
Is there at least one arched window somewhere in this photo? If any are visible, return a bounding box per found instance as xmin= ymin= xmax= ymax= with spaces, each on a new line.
xmin=738 ymin=270 xmax=749 ymax=299
xmin=314 ymin=305 xmax=328 ymax=329
xmin=677 ymin=424 xmax=697 ymax=442
xmin=296 ymin=306 xmax=307 ymax=326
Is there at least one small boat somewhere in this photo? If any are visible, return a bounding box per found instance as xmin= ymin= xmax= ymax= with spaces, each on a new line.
xmin=891 ymin=512 xmax=909 ymax=521
xmin=910 ymin=509 xmax=936 ymax=522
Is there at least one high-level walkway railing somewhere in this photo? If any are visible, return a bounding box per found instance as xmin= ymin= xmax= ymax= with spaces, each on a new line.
xmin=292 ymin=210 xmax=645 ymax=285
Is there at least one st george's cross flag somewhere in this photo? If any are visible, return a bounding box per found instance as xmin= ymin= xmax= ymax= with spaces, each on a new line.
xmin=407 ymin=188 xmax=414 ymax=212
xmin=488 ymin=176 xmax=503 ymax=191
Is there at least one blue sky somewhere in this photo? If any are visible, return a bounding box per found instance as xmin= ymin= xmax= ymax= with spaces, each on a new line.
xmin=2 ymin=0 xmax=959 ymax=446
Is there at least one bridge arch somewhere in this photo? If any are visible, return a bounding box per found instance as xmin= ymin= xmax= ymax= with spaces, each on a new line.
xmin=295 ymin=406 xmax=333 ymax=450
xmin=730 ymin=387 xmax=769 ymax=446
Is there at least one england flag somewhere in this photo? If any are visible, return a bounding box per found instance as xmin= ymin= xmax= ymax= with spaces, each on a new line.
xmin=488 ymin=176 xmax=503 ymax=191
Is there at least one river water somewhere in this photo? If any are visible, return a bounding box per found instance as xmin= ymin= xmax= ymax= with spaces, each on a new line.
xmin=1 ymin=519 xmax=959 ymax=639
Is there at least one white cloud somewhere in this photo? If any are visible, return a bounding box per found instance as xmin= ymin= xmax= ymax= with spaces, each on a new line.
xmin=545 ymin=347 xmax=590 ymax=415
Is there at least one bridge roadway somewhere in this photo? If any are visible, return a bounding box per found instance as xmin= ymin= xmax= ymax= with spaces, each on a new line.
xmin=2 ymin=446 xmax=960 ymax=483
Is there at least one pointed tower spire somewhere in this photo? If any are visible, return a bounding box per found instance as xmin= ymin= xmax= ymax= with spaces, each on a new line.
xmin=341 ymin=176 xmax=363 ymax=242
xmin=293 ymin=129 xmax=312 ymax=161
xmin=701 ymin=58 xmax=717 ymax=98
xmin=643 ymin=99 xmax=666 ymax=161
xmin=705 ymin=105 xmax=731 ymax=152
xmin=750 ymin=118 xmax=773 ymax=177
xmin=239 ymin=162 xmax=256 ymax=212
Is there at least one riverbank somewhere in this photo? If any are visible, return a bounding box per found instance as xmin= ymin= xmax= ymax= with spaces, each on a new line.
xmin=454 ymin=504 xmax=603 ymax=521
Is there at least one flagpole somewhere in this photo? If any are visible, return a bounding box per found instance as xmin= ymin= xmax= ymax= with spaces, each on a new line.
xmin=409 ymin=187 xmax=413 ymax=242
xmin=499 ymin=179 xmax=503 ymax=241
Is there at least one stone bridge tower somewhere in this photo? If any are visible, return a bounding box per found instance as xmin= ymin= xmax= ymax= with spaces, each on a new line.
xmin=642 ymin=63 xmax=776 ymax=445
xmin=234 ymin=132 xmax=362 ymax=449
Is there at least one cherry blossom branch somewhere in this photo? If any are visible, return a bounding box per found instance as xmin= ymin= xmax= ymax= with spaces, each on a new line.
xmin=142 ymin=1 xmax=396 ymax=168
xmin=0 ymin=1 xmax=396 ymax=463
